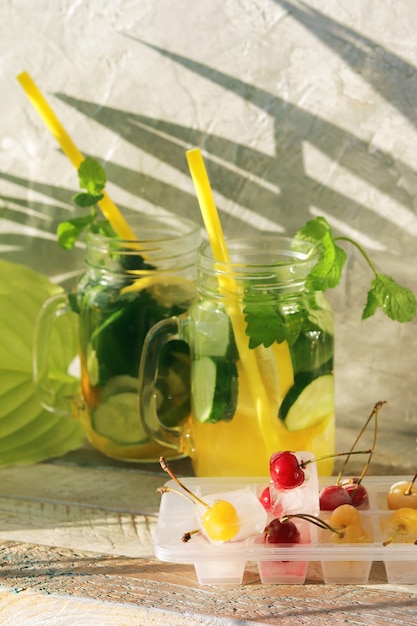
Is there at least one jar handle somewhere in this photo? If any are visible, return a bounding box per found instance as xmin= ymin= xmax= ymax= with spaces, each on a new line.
xmin=33 ymin=292 xmax=78 ymax=417
xmin=139 ymin=314 xmax=189 ymax=453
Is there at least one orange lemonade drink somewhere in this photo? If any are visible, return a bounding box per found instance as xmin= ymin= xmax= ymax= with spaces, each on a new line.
xmin=140 ymin=236 xmax=335 ymax=477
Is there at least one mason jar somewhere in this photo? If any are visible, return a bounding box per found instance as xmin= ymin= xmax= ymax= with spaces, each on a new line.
xmin=139 ymin=235 xmax=335 ymax=476
xmin=33 ymin=214 xmax=202 ymax=462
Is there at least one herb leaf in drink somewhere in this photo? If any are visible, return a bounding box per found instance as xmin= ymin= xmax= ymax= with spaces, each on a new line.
xmin=243 ymin=303 xmax=287 ymax=349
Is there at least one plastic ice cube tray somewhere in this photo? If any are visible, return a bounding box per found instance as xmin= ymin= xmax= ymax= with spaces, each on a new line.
xmin=153 ymin=475 xmax=417 ymax=585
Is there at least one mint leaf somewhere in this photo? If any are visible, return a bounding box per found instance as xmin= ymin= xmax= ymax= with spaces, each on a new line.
xmin=295 ymin=216 xmax=417 ymax=324
xmin=363 ymin=274 xmax=417 ymax=322
xmin=78 ymin=157 xmax=106 ymax=195
xmin=73 ymin=191 xmax=104 ymax=208
xmin=306 ymin=232 xmax=347 ymax=291
xmin=295 ymin=215 xmax=329 ymax=241
xmin=243 ymin=302 xmax=305 ymax=349
xmin=243 ymin=215 xmax=417 ymax=350
xmin=295 ymin=218 xmax=347 ymax=291
xmin=90 ymin=219 xmax=117 ymax=238
xmin=362 ymin=289 xmax=379 ymax=320
xmin=243 ymin=304 xmax=287 ymax=349
xmin=57 ymin=214 xmax=95 ymax=249
xmin=57 ymin=158 xmax=114 ymax=249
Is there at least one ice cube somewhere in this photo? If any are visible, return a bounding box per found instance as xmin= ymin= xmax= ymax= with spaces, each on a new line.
xmin=269 ymin=451 xmax=320 ymax=516
xmin=195 ymin=487 xmax=268 ymax=544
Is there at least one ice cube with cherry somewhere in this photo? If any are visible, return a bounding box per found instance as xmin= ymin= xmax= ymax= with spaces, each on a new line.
xmin=154 ymin=401 xmax=417 ymax=585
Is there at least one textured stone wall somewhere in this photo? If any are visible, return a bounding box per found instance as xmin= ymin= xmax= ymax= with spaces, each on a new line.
xmin=1 ymin=0 xmax=416 ymax=446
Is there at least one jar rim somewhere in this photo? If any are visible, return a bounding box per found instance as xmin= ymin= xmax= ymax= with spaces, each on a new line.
xmin=85 ymin=213 xmax=202 ymax=248
xmin=83 ymin=213 xmax=202 ymax=272
xmin=199 ymin=235 xmax=318 ymax=270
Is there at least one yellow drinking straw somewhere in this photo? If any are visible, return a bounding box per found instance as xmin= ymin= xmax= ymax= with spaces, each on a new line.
xmin=16 ymin=71 xmax=137 ymax=241
xmin=186 ymin=148 xmax=281 ymax=452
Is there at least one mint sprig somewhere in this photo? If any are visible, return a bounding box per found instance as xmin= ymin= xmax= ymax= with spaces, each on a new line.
xmin=57 ymin=157 xmax=114 ymax=249
xmin=295 ymin=216 xmax=347 ymax=290
xmin=296 ymin=216 xmax=416 ymax=323
xmin=243 ymin=216 xmax=416 ymax=349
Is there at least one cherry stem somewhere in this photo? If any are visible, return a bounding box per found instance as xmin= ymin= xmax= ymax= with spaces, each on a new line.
xmin=404 ymin=469 xmax=417 ymax=496
xmin=336 ymin=400 xmax=386 ymax=488
xmin=299 ymin=449 xmax=372 ymax=469
xmin=157 ymin=485 xmax=196 ymax=506
xmin=182 ymin=529 xmax=200 ymax=543
xmin=280 ymin=513 xmax=344 ymax=538
xmin=159 ymin=456 xmax=209 ymax=509
xmin=383 ymin=530 xmax=398 ymax=547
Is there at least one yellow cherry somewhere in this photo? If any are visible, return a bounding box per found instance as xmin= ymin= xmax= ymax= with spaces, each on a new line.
xmin=387 ymin=481 xmax=417 ymax=510
xmin=202 ymin=500 xmax=240 ymax=542
xmin=384 ymin=507 xmax=417 ymax=544
xmin=329 ymin=504 xmax=361 ymax=528
xmin=327 ymin=504 xmax=371 ymax=544
xmin=331 ymin=523 xmax=370 ymax=544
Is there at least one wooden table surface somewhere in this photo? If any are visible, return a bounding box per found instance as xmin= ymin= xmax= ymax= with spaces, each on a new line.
xmin=1 ymin=440 xmax=417 ymax=626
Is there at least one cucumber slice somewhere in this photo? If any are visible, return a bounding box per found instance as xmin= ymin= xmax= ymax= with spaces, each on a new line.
xmin=278 ymin=373 xmax=334 ymax=431
xmin=193 ymin=302 xmax=234 ymax=358
xmin=91 ymin=392 xmax=148 ymax=444
xmin=100 ymin=375 xmax=138 ymax=400
xmin=192 ymin=356 xmax=238 ymax=424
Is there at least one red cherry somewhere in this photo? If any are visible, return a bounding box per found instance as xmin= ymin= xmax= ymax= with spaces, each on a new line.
xmin=341 ymin=479 xmax=369 ymax=509
xmin=319 ymin=484 xmax=351 ymax=511
xmin=259 ymin=486 xmax=272 ymax=511
xmin=270 ymin=451 xmax=305 ymax=489
xmin=264 ymin=518 xmax=301 ymax=544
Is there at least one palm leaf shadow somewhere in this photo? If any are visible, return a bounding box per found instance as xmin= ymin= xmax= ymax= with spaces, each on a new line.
xmin=55 ymin=32 xmax=417 ymax=253
xmin=274 ymin=0 xmax=417 ymax=127
xmin=4 ymin=3 xmax=417 ymax=275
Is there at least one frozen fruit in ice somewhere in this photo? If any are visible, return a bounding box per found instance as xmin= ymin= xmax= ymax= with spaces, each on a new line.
xmin=269 ymin=451 xmax=320 ymax=516
xmin=195 ymin=488 xmax=267 ymax=543
xmin=270 ymin=451 xmax=305 ymax=489
xmin=259 ymin=485 xmax=272 ymax=512
xmin=263 ymin=518 xmax=300 ymax=544
xmin=158 ymin=456 xmax=267 ymax=544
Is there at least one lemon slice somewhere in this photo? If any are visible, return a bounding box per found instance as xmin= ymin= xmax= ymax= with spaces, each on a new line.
xmin=121 ymin=275 xmax=196 ymax=308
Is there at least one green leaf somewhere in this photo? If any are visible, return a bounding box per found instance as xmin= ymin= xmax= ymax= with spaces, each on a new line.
xmin=73 ymin=191 xmax=103 ymax=208
xmin=57 ymin=158 xmax=115 ymax=250
xmin=243 ymin=304 xmax=287 ymax=349
xmin=295 ymin=217 xmax=347 ymax=291
xmin=242 ymin=299 xmax=307 ymax=348
xmin=362 ymin=274 xmax=417 ymax=323
xmin=78 ymin=157 xmax=106 ymax=195
xmin=362 ymin=289 xmax=379 ymax=320
xmin=57 ymin=214 xmax=96 ymax=249
xmin=0 ymin=260 xmax=84 ymax=466
xmin=90 ymin=219 xmax=118 ymax=238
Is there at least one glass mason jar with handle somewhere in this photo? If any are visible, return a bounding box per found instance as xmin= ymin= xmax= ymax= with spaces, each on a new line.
xmin=33 ymin=214 xmax=202 ymax=462
xmin=139 ymin=235 xmax=335 ymax=477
